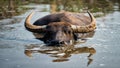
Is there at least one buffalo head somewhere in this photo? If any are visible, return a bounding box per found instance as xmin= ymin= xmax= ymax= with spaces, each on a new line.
xmin=25 ymin=11 xmax=96 ymax=46
xmin=43 ymin=22 xmax=77 ymax=45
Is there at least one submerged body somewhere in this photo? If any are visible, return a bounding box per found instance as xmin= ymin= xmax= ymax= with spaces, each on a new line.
xmin=25 ymin=11 xmax=96 ymax=46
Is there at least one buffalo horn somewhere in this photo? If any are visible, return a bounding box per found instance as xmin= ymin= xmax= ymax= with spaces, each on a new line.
xmin=71 ymin=11 xmax=96 ymax=33
xmin=25 ymin=12 xmax=47 ymax=32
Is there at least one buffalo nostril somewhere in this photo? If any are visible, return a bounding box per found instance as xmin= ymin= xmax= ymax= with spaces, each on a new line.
xmin=59 ymin=41 xmax=64 ymax=44
xmin=48 ymin=40 xmax=65 ymax=46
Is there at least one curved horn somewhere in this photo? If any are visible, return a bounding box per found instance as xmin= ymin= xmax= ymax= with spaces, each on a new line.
xmin=71 ymin=11 xmax=96 ymax=33
xmin=25 ymin=12 xmax=46 ymax=32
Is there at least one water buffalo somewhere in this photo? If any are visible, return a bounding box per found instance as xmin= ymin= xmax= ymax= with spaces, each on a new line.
xmin=25 ymin=11 xmax=96 ymax=46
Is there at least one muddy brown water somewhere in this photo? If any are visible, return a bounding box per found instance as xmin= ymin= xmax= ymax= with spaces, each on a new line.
xmin=0 ymin=4 xmax=120 ymax=68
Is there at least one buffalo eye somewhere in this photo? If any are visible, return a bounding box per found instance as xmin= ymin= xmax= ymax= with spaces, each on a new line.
xmin=68 ymin=30 xmax=72 ymax=34
xmin=64 ymin=30 xmax=72 ymax=34
xmin=46 ymin=25 xmax=51 ymax=30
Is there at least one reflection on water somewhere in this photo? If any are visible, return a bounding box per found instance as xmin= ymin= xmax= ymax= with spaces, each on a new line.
xmin=25 ymin=44 xmax=96 ymax=66
xmin=0 ymin=0 xmax=31 ymax=19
